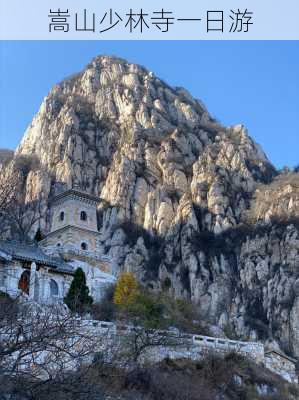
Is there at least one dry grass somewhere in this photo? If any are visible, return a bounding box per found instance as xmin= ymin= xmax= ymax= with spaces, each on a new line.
xmin=100 ymin=353 xmax=299 ymax=400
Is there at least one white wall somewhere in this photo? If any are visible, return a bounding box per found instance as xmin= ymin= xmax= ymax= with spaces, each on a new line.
xmin=52 ymin=198 xmax=98 ymax=233
xmin=0 ymin=260 xmax=72 ymax=305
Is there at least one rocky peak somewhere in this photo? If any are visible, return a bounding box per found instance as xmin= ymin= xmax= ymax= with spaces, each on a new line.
xmin=16 ymin=55 xmax=274 ymax=232
xmin=3 ymin=55 xmax=299 ymax=359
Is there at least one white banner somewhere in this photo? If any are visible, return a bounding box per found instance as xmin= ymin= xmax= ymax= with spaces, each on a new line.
xmin=0 ymin=0 xmax=299 ymax=40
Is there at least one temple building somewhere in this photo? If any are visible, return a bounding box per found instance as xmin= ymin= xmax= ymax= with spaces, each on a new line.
xmin=0 ymin=189 xmax=115 ymax=304
xmin=41 ymin=189 xmax=102 ymax=255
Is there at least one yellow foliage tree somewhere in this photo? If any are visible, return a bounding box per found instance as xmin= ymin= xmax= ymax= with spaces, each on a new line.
xmin=113 ymin=272 xmax=139 ymax=308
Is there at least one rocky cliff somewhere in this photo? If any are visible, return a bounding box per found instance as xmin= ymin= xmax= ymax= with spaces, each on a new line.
xmin=3 ymin=55 xmax=299 ymax=358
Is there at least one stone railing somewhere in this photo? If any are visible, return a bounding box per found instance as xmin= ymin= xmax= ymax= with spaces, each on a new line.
xmin=77 ymin=319 xmax=299 ymax=384
xmin=191 ymin=335 xmax=265 ymax=362
xmin=4 ymin=315 xmax=296 ymax=384
xmin=78 ymin=319 xmax=264 ymax=361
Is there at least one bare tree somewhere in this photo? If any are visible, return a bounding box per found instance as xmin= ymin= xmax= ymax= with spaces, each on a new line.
xmin=0 ymin=154 xmax=43 ymax=242
xmin=116 ymin=324 xmax=185 ymax=368
xmin=2 ymin=197 xmax=43 ymax=242
xmin=0 ymin=170 xmax=22 ymax=235
xmin=0 ymin=296 xmax=104 ymax=400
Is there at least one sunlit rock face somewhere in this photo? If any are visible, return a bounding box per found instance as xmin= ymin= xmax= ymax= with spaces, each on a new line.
xmin=5 ymin=55 xmax=299 ymax=357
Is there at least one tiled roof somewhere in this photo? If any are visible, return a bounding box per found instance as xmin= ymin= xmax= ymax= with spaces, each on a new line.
xmin=0 ymin=240 xmax=73 ymax=274
xmin=51 ymin=189 xmax=101 ymax=205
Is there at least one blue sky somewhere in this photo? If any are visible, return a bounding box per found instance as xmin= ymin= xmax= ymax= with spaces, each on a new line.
xmin=0 ymin=41 xmax=298 ymax=169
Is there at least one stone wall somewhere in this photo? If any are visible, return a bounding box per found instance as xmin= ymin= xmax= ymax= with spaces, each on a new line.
xmin=265 ymin=351 xmax=298 ymax=385
xmin=78 ymin=319 xmax=298 ymax=384
xmin=41 ymin=243 xmax=116 ymax=302
xmin=4 ymin=314 xmax=297 ymax=385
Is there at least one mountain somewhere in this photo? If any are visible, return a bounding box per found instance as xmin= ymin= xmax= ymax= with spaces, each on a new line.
xmin=0 ymin=148 xmax=14 ymax=167
xmin=4 ymin=55 xmax=299 ymax=358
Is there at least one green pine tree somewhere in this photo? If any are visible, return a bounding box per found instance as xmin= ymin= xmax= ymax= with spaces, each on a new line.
xmin=64 ymin=267 xmax=93 ymax=313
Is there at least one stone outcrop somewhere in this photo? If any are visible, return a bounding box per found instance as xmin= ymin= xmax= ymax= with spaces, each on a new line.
xmin=2 ymin=55 xmax=299 ymax=360
xmin=0 ymin=148 xmax=14 ymax=168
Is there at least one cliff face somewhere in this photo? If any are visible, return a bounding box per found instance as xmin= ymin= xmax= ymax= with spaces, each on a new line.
xmin=6 ymin=55 xmax=299 ymax=357
xmin=0 ymin=149 xmax=14 ymax=168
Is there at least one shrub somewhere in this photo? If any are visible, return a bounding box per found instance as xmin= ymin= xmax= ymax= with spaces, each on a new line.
xmin=125 ymin=292 xmax=204 ymax=334
xmin=121 ymin=354 xmax=290 ymax=400
xmin=0 ymin=290 xmax=11 ymax=300
xmin=91 ymin=285 xmax=116 ymax=322
xmin=144 ymin=249 xmax=164 ymax=280
xmin=126 ymin=291 xmax=166 ymax=329
xmin=64 ymin=268 xmax=93 ymax=313
xmin=162 ymin=277 xmax=172 ymax=291
xmin=117 ymin=220 xmax=145 ymax=247
xmin=165 ymin=297 xmax=204 ymax=334
xmin=165 ymin=187 xmax=181 ymax=203
xmin=13 ymin=154 xmax=40 ymax=176
xmin=113 ymin=272 xmax=139 ymax=308
xmin=223 ymin=323 xmax=240 ymax=340
xmin=0 ymin=149 xmax=14 ymax=166
xmin=179 ymin=266 xmax=191 ymax=292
